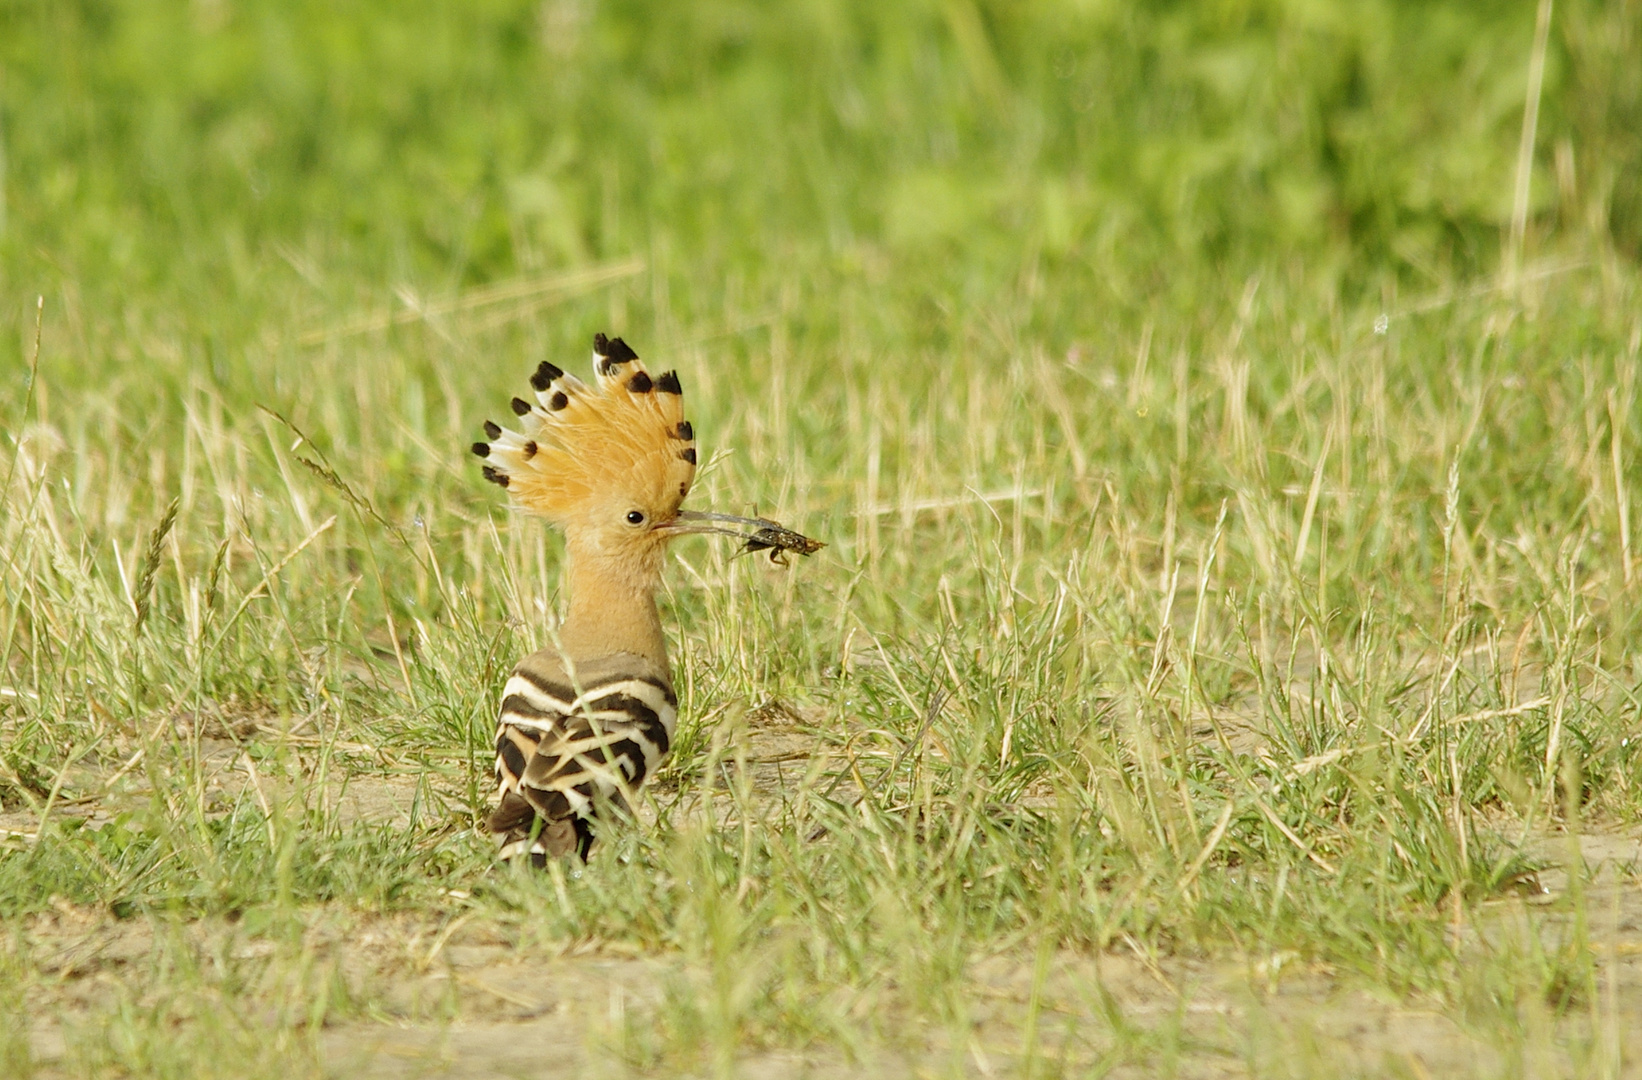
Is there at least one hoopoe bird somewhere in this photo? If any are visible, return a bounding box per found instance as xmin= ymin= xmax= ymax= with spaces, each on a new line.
xmin=472 ymin=333 xmax=816 ymax=863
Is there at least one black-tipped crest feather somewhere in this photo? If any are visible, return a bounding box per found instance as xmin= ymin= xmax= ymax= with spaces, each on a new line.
xmin=530 ymin=361 xmax=564 ymax=391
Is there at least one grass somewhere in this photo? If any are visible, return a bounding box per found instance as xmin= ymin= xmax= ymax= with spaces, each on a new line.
xmin=2 ymin=0 xmax=1642 ymax=1076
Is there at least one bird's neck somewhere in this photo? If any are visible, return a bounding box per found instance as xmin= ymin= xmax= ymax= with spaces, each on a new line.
xmin=558 ymin=549 xmax=670 ymax=674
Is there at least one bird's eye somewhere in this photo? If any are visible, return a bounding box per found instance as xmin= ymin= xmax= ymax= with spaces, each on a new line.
xmin=625 ymin=510 xmax=646 ymax=526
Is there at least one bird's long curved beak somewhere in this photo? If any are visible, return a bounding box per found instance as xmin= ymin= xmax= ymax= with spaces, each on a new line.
xmin=659 ymin=510 xmax=826 ymax=559
xmin=658 ymin=509 xmax=779 ymax=541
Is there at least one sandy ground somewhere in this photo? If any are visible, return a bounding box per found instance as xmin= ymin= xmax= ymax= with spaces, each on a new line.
xmin=15 ymin=852 xmax=1641 ymax=1079
xmin=7 ymin=712 xmax=1641 ymax=1078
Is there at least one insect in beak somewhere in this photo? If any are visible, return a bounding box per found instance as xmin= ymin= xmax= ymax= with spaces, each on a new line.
xmin=661 ymin=510 xmax=825 ymax=563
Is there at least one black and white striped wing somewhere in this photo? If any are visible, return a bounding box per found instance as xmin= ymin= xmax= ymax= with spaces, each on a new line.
xmin=488 ymin=649 xmax=677 ymax=863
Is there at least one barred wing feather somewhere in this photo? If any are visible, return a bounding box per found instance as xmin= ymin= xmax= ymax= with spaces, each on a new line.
xmin=488 ymin=649 xmax=677 ymax=863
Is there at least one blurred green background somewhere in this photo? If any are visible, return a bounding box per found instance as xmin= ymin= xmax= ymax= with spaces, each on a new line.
xmin=3 ymin=0 xmax=1637 ymax=347
xmin=4 ymin=0 xmax=1640 ymax=669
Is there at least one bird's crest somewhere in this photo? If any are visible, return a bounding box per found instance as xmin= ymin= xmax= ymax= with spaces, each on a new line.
xmin=472 ymin=334 xmax=696 ymax=524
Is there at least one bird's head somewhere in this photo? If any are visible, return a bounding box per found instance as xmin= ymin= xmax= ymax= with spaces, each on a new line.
xmin=472 ymin=334 xmax=776 ymax=589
